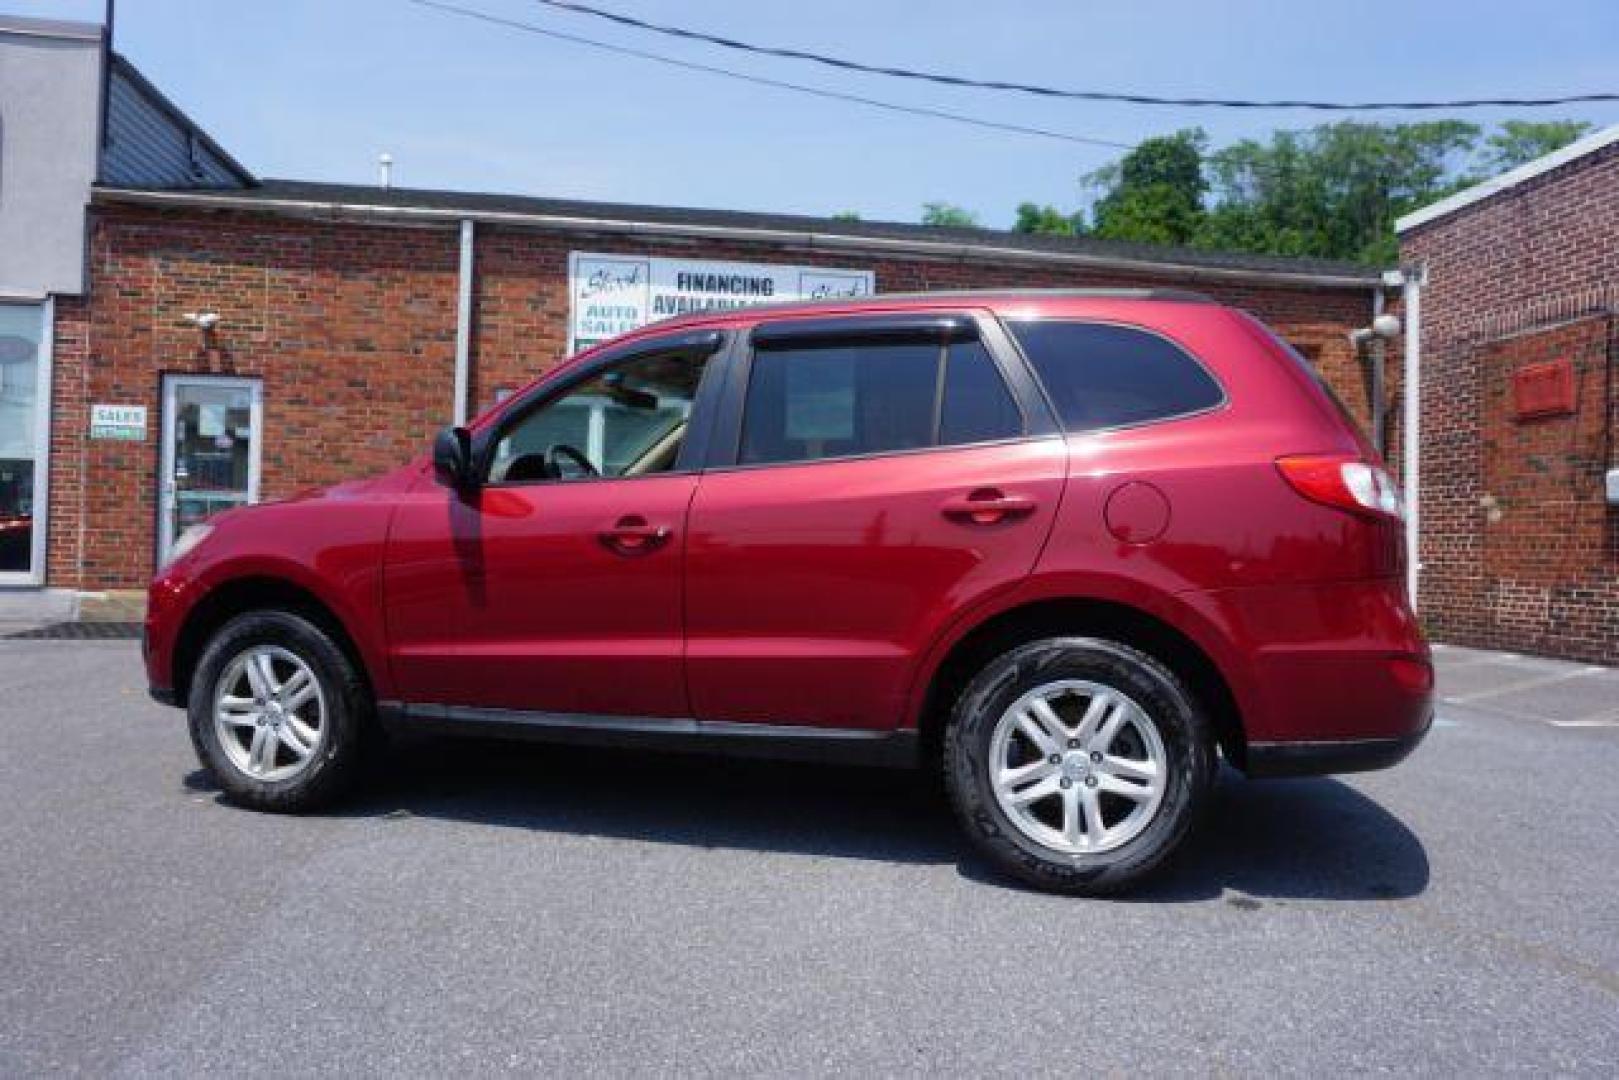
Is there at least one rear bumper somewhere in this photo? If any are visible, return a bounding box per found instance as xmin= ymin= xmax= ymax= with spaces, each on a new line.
xmin=1245 ymin=709 xmax=1432 ymax=778
xmin=1185 ymin=576 xmax=1433 ymax=748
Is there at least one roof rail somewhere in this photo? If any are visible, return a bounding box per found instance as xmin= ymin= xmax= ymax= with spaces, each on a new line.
xmin=645 ymin=286 xmax=1217 ymax=328
xmin=836 ymin=287 xmax=1214 ymax=304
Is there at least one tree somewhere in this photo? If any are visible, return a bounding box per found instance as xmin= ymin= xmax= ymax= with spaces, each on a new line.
xmin=830 ymin=210 xmax=862 ymax=222
xmin=1087 ymin=130 xmax=1208 ymax=246
xmin=1479 ymin=121 xmax=1593 ymax=174
xmin=1002 ymin=119 xmax=1594 ymax=264
xmin=920 ymin=202 xmax=979 ymax=228
xmin=1013 ymin=202 xmax=1085 ymax=235
xmin=1197 ymin=121 xmax=1479 ymax=263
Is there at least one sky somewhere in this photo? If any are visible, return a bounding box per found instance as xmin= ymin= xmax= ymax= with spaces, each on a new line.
xmin=12 ymin=0 xmax=1619 ymax=228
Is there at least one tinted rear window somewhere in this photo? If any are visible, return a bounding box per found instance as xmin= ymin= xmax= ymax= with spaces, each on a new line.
xmin=1006 ymin=320 xmax=1223 ymax=432
xmin=740 ymin=337 xmax=1022 ymax=466
xmin=939 ymin=339 xmax=1023 ymax=445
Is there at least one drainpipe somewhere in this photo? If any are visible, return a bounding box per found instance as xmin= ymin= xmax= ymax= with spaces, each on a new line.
xmin=1349 ymin=296 xmax=1399 ymax=456
xmin=1369 ymin=289 xmax=1388 ymax=454
xmin=1394 ymin=265 xmax=1426 ymax=610
xmin=453 ymin=219 xmax=475 ymax=425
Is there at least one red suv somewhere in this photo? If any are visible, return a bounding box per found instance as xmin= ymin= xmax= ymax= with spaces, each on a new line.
xmin=145 ymin=289 xmax=1431 ymax=894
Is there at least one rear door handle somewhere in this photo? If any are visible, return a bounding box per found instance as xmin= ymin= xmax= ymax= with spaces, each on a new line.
xmin=599 ymin=515 xmax=673 ymax=555
xmin=941 ymin=489 xmax=1038 ymax=525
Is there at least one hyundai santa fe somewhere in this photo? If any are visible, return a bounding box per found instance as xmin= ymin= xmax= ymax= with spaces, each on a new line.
xmin=145 ymin=288 xmax=1431 ymax=894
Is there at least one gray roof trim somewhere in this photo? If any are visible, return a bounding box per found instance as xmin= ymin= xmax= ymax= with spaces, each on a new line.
xmin=91 ymin=183 xmax=1383 ymax=290
xmin=0 ymin=14 xmax=102 ymax=40
xmin=106 ymin=54 xmax=256 ymax=186
xmin=1396 ymin=123 xmax=1619 ymax=234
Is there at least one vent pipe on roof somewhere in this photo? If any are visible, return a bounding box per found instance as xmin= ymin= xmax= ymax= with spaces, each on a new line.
xmin=378 ymin=153 xmax=394 ymax=190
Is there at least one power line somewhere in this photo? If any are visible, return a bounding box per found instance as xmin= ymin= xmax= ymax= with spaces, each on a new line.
xmin=403 ymin=0 xmax=1470 ymax=199
xmin=405 ymin=0 xmax=1134 ymax=150
xmin=536 ymin=0 xmax=1619 ymax=112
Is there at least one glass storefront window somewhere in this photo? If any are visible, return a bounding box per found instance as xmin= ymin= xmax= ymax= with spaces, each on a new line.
xmin=0 ymin=303 xmax=46 ymax=579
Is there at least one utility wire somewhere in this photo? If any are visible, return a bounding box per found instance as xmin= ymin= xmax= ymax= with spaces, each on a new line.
xmin=407 ymin=0 xmax=1427 ymax=196
xmin=405 ymin=0 xmax=1135 ymax=150
xmin=536 ymin=0 xmax=1619 ymax=111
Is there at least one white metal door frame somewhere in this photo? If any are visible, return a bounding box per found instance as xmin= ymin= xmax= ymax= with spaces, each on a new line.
xmin=0 ymin=296 xmax=52 ymax=588
xmin=157 ymin=374 xmax=263 ymax=565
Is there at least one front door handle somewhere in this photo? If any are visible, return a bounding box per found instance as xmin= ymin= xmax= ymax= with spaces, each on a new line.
xmin=599 ymin=515 xmax=673 ymax=556
xmin=941 ymin=489 xmax=1038 ymax=525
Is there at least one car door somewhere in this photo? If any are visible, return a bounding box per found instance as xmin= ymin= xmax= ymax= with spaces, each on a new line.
xmin=383 ymin=329 xmax=728 ymax=717
xmin=684 ymin=312 xmax=1068 ymax=730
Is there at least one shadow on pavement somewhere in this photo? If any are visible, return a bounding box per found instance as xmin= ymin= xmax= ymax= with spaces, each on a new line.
xmin=1070 ymin=768 xmax=1428 ymax=903
xmin=186 ymin=742 xmax=1428 ymax=902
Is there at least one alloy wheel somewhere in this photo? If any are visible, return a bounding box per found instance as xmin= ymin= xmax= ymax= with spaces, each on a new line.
xmin=212 ymin=645 xmax=327 ymax=782
xmin=988 ymin=679 xmax=1168 ymax=855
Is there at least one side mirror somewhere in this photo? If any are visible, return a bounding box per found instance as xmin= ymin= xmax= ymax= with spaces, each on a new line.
xmin=432 ymin=426 xmax=477 ymax=489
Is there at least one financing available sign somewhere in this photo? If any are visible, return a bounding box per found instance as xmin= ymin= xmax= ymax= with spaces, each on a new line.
xmin=567 ymin=251 xmax=875 ymax=353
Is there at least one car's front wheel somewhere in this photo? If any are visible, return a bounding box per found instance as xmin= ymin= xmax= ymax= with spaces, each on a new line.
xmin=187 ymin=609 xmax=372 ymax=812
xmin=944 ymin=636 xmax=1216 ymax=895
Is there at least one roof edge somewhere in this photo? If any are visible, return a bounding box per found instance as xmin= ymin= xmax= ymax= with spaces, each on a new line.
xmin=1396 ymin=123 xmax=1619 ymax=235
xmin=107 ymin=53 xmax=257 ymax=187
xmin=90 ymin=186 xmax=1384 ymax=290
xmin=0 ymin=14 xmax=102 ymax=41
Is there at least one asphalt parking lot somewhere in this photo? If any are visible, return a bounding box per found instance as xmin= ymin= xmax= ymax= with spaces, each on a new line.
xmin=1 ymin=639 xmax=1616 ymax=1076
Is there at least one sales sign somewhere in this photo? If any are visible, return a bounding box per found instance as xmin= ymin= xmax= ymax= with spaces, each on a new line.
xmin=89 ymin=403 xmax=147 ymax=441
xmin=567 ymin=251 xmax=875 ymax=354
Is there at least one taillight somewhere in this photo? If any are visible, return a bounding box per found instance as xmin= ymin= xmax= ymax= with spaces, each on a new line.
xmin=1276 ymin=455 xmax=1404 ymax=520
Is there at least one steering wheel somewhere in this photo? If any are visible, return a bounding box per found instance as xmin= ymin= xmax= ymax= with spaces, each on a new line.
xmin=547 ymin=443 xmax=600 ymax=479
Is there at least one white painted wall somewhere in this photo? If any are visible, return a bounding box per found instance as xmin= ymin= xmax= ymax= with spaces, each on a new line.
xmin=0 ymin=17 xmax=103 ymax=298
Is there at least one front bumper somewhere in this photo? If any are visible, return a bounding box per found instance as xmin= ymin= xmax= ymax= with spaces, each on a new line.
xmin=1245 ymin=709 xmax=1432 ymax=778
xmin=143 ymin=574 xmax=188 ymax=709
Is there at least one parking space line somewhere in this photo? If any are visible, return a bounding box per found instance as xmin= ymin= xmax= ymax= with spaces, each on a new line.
xmin=1435 ymin=700 xmax=1619 ymax=730
xmin=1441 ymin=666 xmax=1609 ymax=704
xmin=1430 ymin=655 xmax=1514 ymax=672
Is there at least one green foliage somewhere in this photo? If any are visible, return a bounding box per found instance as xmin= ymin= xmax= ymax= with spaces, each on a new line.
xmin=1013 ymin=202 xmax=1085 ymax=235
xmin=830 ymin=210 xmax=862 ymax=222
xmin=1088 ymin=130 xmax=1208 ymax=245
xmin=1200 ymin=121 xmax=1480 ymax=263
xmin=1479 ymin=121 xmax=1593 ymax=174
xmin=1011 ymin=120 xmax=1593 ymax=265
xmin=920 ymin=202 xmax=979 ymax=228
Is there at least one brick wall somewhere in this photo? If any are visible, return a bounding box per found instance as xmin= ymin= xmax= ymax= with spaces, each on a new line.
xmin=49 ymin=203 xmax=1379 ymax=590
xmin=1401 ymin=141 xmax=1619 ymax=663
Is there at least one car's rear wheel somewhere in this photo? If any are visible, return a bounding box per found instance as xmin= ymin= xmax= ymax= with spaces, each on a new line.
xmin=187 ymin=610 xmax=371 ymax=812
xmin=944 ymin=636 xmax=1215 ymax=895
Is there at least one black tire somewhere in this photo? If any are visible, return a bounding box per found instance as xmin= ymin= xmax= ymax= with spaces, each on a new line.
xmin=943 ymin=636 xmax=1216 ymax=895
xmin=187 ymin=609 xmax=373 ymax=812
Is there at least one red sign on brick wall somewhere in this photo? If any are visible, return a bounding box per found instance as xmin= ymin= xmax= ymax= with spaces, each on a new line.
xmin=1511 ymin=358 xmax=1576 ymax=419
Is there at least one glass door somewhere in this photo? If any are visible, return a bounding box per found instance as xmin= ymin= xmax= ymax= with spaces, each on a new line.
xmin=159 ymin=376 xmax=262 ymax=564
xmin=0 ymin=301 xmax=50 ymax=585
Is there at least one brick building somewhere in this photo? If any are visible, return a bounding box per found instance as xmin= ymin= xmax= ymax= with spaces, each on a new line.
xmin=1397 ymin=125 xmax=1619 ymax=663
xmin=2 ymin=15 xmax=251 ymax=598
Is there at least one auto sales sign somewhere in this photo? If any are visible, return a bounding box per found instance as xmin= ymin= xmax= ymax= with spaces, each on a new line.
xmin=567 ymin=251 xmax=874 ymax=353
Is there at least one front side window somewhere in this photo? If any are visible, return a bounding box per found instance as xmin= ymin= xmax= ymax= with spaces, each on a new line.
xmin=1007 ymin=320 xmax=1224 ymax=433
xmin=489 ymin=346 xmax=713 ymax=483
xmin=740 ymin=335 xmax=1021 ymax=466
